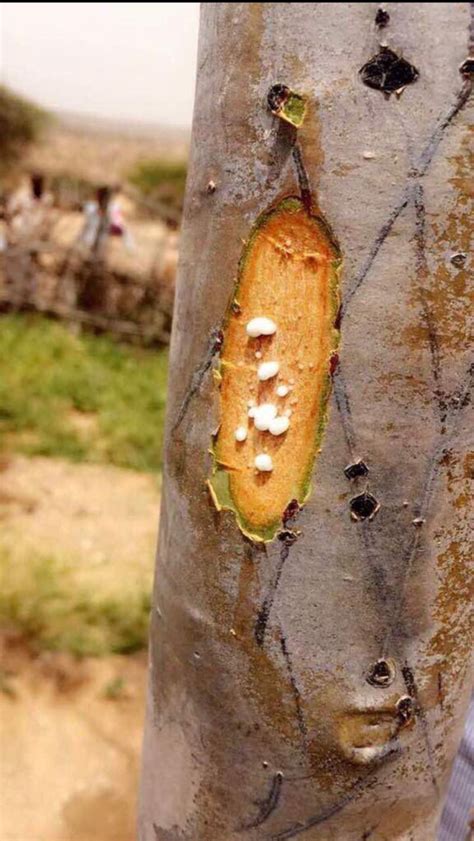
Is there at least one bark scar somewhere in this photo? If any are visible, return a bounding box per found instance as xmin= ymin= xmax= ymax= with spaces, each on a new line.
xmin=172 ymin=327 xmax=223 ymax=431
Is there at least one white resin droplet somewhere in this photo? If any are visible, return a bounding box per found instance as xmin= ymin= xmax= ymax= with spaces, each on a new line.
xmin=234 ymin=426 xmax=247 ymax=442
xmin=253 ymin=403 xmax=278 ymax=431
xmin=248 ymin=406 xmax=256 ymax=418
xmin=255 ymin=453 xmax=273 ymax=472
xmin=258 ymin=361 xmax=279 ymax=381
xmin=276 ymin=384 xmax=289 ymax=397
xmin=255 ymin=351 xmax=262 ymax=359
xmin=246 ymin=317 xmax=277 ymax=338
xmin=269 ymin=416 xmax=290 ymax=436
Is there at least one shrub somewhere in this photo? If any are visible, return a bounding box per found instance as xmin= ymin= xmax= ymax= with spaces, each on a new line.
xmin=0 ymin=85 xmax=50 ymax=173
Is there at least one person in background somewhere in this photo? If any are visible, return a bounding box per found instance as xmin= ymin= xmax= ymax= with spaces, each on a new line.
xmin=77 ymin=184 xmax=134 ymax=257
xmin=2 ymin=172 xmax=56 ymax=307
xmin=6 ymin=172 xmax=54 ymax=247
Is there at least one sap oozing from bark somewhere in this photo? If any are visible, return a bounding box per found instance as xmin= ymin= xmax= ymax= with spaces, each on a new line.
xmin=209 ymin=197 xmax=341 ymax=541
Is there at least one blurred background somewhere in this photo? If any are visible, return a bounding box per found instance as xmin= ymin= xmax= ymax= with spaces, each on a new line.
xmin=0 ymin=4 xmax=199 ymax=839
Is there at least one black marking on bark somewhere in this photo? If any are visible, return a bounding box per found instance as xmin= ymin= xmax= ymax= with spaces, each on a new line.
xmin=449 ymin=365 xmax=474 ymax=413
xmin=255 ymin=537 xmax=295 ymax=647
xmin=280 ymin=634 xmax=308 ymax=745
xmin=402 ymin=664 xmax=439 ymax=794
xmin=329 ymin=352 xmax=340 ymax=377
xmin=282 ymin=499 xmax=302 ymax=528
xmin=268 ymin=84 xmax=291 ymax=114
xmin=415 ymin=78 xmax=472 ymax=177
xmin=382 ymin=363 xmax=472 ymax=657
xmin=381 ymin=445 xmax=441 ymax=655
xmin=343 ymin=78 xmax=472 ymax=318
xmin=367 ymin=658 xmax=395 ymax=687
xmin=332 ymin=368 xmax=390 ymax=629
xmin=268 ymin=119 xmax=298 ymax=189
xmin=239 ymin=772 xmax=284 ymax=830
xmin=173 ymin=327 xmax=223 ymax=431
xmin=350 ymin=492 xmax=380 ymax=521
xmin=269 ymin=773 xmax=372 ymax=840
xmin=397 ymin=695 xmax=415 ymax=725
xmin=342 ymin=195 xmax=408 ymax=317
xmin=413 ymin=182 xmax=447 ymax=427
xmin=437 ymin=671 xmax=445 ymax=710
xmin=332 ymin=366 xmax=357 ymax=458
xmin=254 ymin=602 xmax=272 ymax=648
xmin=292 ymin=142 xmax=312 ymax=213
xmin=359 ymin=48 xmax=418 ymax=96
xmin=359 ymin=522 xmax=392 ymax=627
xmin=344 ymin=459 xmax=369 ymax=480
xmin=401 ymin=664 xmax=417 ymax=696
xmin=375 ymin=8 xmax=390 ymax=28
xmin=450 ymin=252 xmax=467 ymax=268
xmin=460 ymin=56 xmax=474 ymax=78
xmin=273 ymin=753 xmax=402 ymax=840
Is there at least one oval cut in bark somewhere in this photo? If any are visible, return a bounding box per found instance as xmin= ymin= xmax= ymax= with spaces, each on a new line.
xmin=208 ymin=197 xmax=341 ymax=541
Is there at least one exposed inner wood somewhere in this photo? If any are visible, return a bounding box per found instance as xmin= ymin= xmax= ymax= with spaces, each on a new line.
xmin=210 ymin=197 xmax=341 ymax=541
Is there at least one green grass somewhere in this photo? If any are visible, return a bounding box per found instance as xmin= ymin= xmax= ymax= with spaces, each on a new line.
xmin=0 ymin=548 xmax=151 ymax=657
xmin=0 ymin=314 xmax=168 ymax=472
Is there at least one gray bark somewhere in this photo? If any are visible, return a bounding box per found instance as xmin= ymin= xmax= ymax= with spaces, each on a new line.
xmin=139 ymin=4 xmax=473 ymax=839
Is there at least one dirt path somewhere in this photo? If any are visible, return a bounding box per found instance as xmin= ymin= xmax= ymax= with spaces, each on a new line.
xmin=0 ymin=455 xmax=160 ymax=595
xmin=0 ymin=455 xmax=160 ymax=841
xmin=1 ymin=645 xmax=147 ymax=841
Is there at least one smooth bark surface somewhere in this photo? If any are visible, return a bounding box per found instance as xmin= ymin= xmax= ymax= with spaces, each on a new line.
xmin=140 ymin=4 xmax=473 ymax=839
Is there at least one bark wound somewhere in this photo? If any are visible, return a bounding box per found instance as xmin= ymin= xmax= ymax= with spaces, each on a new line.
xmin=208 ymin=198 xmax=341 ymax=541
xmin=350 ymin=492 xmax=380 ymax=521
xmin=367 ymin=658 xmax=395 ymax=687
xmin=360 ymin=48 xmax=419 ymax=97
xmin=375 ymin=8 xmax=390 ymax=28
xmin=459 ymin=57 xmax=474 ymax=78
xmin=267 ymin=84 xmax=307 ymax=128
xmin=344 ymin=459 xmax=369 ymax=480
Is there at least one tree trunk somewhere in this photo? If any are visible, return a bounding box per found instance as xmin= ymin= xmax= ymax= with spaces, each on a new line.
xmin=139 ymin=4 xmax=473 ymax=839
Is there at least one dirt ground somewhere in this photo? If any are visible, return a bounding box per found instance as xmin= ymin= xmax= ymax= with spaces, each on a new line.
xmin=0 ymin=456 xmax=160 ymax=841
xmin=1 ymin=644 xmax=147 ymax=841
xmin=0 ymin=455 xmax=160 ymax=596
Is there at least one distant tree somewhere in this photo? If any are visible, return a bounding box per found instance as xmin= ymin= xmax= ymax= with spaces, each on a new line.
xmin=0 ymin=85 xmax=49 ymax=175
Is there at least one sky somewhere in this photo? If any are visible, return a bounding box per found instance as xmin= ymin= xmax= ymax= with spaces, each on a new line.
xmin=0 ymin=2 xmax=200 ymax=127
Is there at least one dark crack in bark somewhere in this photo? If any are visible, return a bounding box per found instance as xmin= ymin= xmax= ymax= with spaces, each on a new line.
xmin=332 ymin=366 xmax=357 ymax=458
xmin=172 ymin=327 xmax=223 ymax=431
xmin=255 ymin=537 xmax=295 ymax=647
xmin=291 ymin=142 xmax=312 ymax=213
xmin=342 ymin=78 xmax=472 ymax=318
xmin=333 ymin=369 xmax=392 ymax=628
xmin=402 ymin=664 xmax=440 ymax=795
xmin=239 ymin=772 xmax=284 ymax=830
xmin=269 ymin=773 xmax=374 ymax=840
xmin=279 ymin=633 xmax=308 ymax=748
xmin=381 ymin=363 xmax=472 ymax=658
xmin=413 ymin=182 xmax=446 ymax=427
